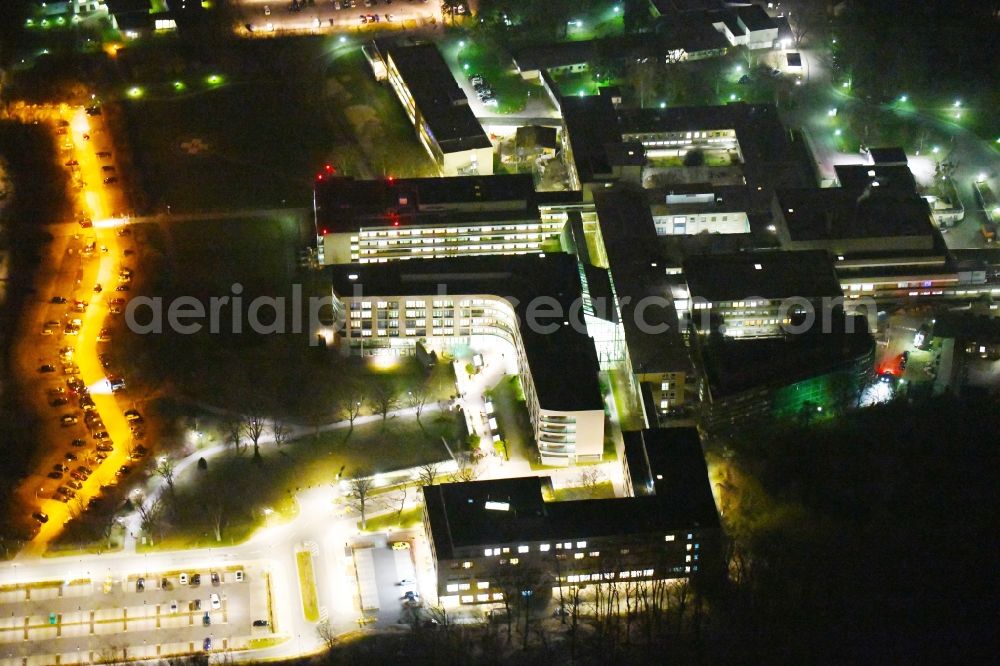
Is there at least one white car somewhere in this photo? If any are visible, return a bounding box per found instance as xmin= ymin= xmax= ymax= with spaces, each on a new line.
xmin=234 ymin=570 xmax=244 ymax=582
xmin=179 ymin=573 xmax=189 ymax=585
xmin=210 ymin=593 xmax=221 ymax=610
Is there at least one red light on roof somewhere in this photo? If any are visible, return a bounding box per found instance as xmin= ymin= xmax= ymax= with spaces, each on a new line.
xmin=316 ymin=174 xmax=324 ymax=180
xmin=325 ymin=164 xmax=334 ymax=173
xmin=393 ymin=220 xmax=399 ymax=226
xmin=321 ymin=228 xmax=329 ymax=235
xmin=387 ymin=175 xmax=395 ymax=183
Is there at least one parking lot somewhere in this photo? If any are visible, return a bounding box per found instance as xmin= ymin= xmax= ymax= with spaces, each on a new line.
xmin=0 ymin=563 xmax=273 ymax=664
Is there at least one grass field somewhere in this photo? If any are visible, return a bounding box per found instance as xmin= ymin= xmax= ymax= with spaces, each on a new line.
xmin=325 ymin=49 xmax=436 ymax=178
xmin=551 ymin=481 xmax=615 ymax=501
xmin=359 ymin=505 xmax=423 ymax=532
xmin=296 ymin=550 xmax=320 ymax=622
xmin=138 ymin=412 xmax=458 ymax=552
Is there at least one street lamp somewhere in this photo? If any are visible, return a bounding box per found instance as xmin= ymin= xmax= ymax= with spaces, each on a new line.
xmin=898 ymin=95 xmax=907 ymax=103
xmin=977 ymin=173 xmax=987 ymax=183
xmin=834 ymin=129 xmax=842 ymax=137
xmin=953 ymin=99 xmax=961 ymax=108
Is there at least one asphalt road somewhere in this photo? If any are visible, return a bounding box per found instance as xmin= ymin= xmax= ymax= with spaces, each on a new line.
xmin=233 ymin=0 xmax=441 ymax=34
xmin=3 ymin=105 xmax=148 ymax=554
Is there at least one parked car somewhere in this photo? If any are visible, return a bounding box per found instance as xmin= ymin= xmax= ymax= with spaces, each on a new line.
xmin=210 ymin=593 xmax=221 ymax=610
xmin=211 ymin=572 xmax=220 ymax=586
xmin=180 ymin=573 xmax=189 ymax=585
xmin=32 ymin=512 xmax=49 ymax=524
xmin=253 ymin=619 xmax=269 ymax=627
xmin=136 ymin=577 xmax=145 ymax=592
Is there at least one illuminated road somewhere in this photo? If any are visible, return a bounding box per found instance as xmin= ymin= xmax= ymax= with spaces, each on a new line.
xmin=232 ymin=0 xmax=443 ymax=35
xmin=4 ymin=105 xmax=138 ymax=555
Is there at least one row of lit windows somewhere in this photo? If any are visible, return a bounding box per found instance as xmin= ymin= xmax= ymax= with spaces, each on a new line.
xmin=482 ymin=540 xmax=588 ymax=558
xmin=361 ymin=240 xmax=542 ymax=250
xmin=360 ymin=224 xmax=548 ymax=237
xmin=564 ymin=569 xmax=655 ymax=584
xmin=446 ymin=581 xmax=491 ymax=592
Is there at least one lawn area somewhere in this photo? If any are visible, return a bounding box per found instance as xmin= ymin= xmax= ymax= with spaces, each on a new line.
xmin=111 ymin=36 xmax=370 ymax=213
xmin=551 ymin=481 xmax=615 ymax=501
xmin=607 ymin=368 xmax=644 ymax=431
xmin=139 ymin=412 xmax=459 ymax=551
xmin=121 ymin=79 xmax=333 ymax=212
xmin=296 ymin=550 xmax=320 ymax=622
xmin=326 ymin=48 xmax=437 ymax=178
xmin=359 ymin=505 xmax=422 ymax=532
xmin=486 ymin=376 xmax=536 ymax=464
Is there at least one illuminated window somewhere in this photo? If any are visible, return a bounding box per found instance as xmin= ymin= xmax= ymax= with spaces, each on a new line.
xmin=576 ymin=541 xmax=586 ymax=549
xmin=518 ymin=545 xmax=529 ymax=553
xmin=539 ymin=544 xmax=551 ymax=552
xmin=493 ymin=593 xmax=504 ymax=601
xmin=476 ymin=594 xmax=490 ymax=602
xmin=477 ymin=581 xmax=489 ymax=589
xmin=686 ymin=544 xmax=692 ymax=551
xmin=665 ymin=535 xmax=675 ymax=542
xmin=446 ymin=584 xmax=459 ymax=592
xmin=484 ymin=549 xmax=493 ymax=557
xmin=574 ymin=553 xmax=584 ymax=560
xmin=458 ymin=583 xmax=471 ymax=591
xmin=462 ymin=562 xmax=473 ymax=569
xmin=685 ymin=555 xmax=691 ymax=562
xmin=509 ymin=558 xmax=519 ymax=565
xmin=502 ymin=547 xmax=510 ymax=554
xmin=461 ymin=595 xmax=474 ymax=603
xmin=589 ymin=552 xmax=600 ymax=557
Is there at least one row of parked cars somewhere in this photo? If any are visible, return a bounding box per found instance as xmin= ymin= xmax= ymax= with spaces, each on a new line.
xmin=469 ymin=74 xmax=498 ymax=107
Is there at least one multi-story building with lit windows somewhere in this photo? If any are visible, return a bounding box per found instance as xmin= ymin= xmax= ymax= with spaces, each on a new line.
xmin=366 ymin=42 xmax=493 ymax=177
xmin=681 ymin=250 xmax=844 ymax=339
xmin=313 ymin=174 xmax=572 ymax=265
xmin=327 ymin=254 xmax=606 ymax=465
xmin=422 ymin=430 xmax=719 ymax=605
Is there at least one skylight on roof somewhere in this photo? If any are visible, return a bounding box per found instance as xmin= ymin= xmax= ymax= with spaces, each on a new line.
xmin=484 ymin=501 xmax=510 ymax=512
xmin=754 ymin=263 xmax=763 ymax=270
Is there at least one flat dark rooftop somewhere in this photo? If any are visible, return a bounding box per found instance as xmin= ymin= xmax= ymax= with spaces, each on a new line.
xmin=386 ymin=44 xmax=491 ymax=152
xmin=736 ymin=4 xmax=776 ymax=31
xmin=684 ymin=250 xmax=842 ymax=303
xmin=562 ymin=94 xmax=622 ymax=184
xmin=314 ymin=174 xmax=538 ymax=233
xmin=623 ymin=428 xmax=715 ymax=510
xmin=777 ymin=187 xmax=935 ymax=243
xmin=867 ymin=147 xmax=908 ymax=164
xmin=701 ymin=311 xmax=874 ymax=398
xmin=424 ymin=447 xmax=719 ymax=558
xmin=327 ymin=254 xmax=603 ymax=412
xmin=594 ymin=189 xmax=691 ymax=374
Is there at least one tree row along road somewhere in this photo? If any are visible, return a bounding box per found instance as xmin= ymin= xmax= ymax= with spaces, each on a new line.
xmin=5 ymin=105 xmax=135 ymax=556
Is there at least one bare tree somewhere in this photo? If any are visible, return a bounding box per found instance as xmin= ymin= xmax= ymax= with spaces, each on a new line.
xmin=453 ymin=456 xmax=480 ymax=483
xmin=211 ymin=501 xmax=227 ymax=542
xmin=345 ymin=473 xmax=375 ymax=530
xmin=242 ymin=411 xmax=267 ymax=461
xmin=406 ymin=384 xmax=430 ymax=423
xmin=417 ymin=462 xmax=441 ymax=488
xmin=315 ymin=618 xmax=337 ymax=651
xmin=271 ymin=418 xmax=291 ymax=448
xmin=99 ymin=511 xmax=118 ymax=551
xmin=369 ymin=383 xmax=399 ymax=426
xmin=223 ymin=416 xmax=246 ymax=455
xmin=135 ymin=494 xmax=164 ymax=546
xmin=576 ymin=467 xmax=605 ymax=497
xmin=392 ymin=483 xmax=409 ymax=520
xmin=154 ymin=457 xmax=177 ymax=496
xmin=340 ymin=387 xmax=365 ymax=433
